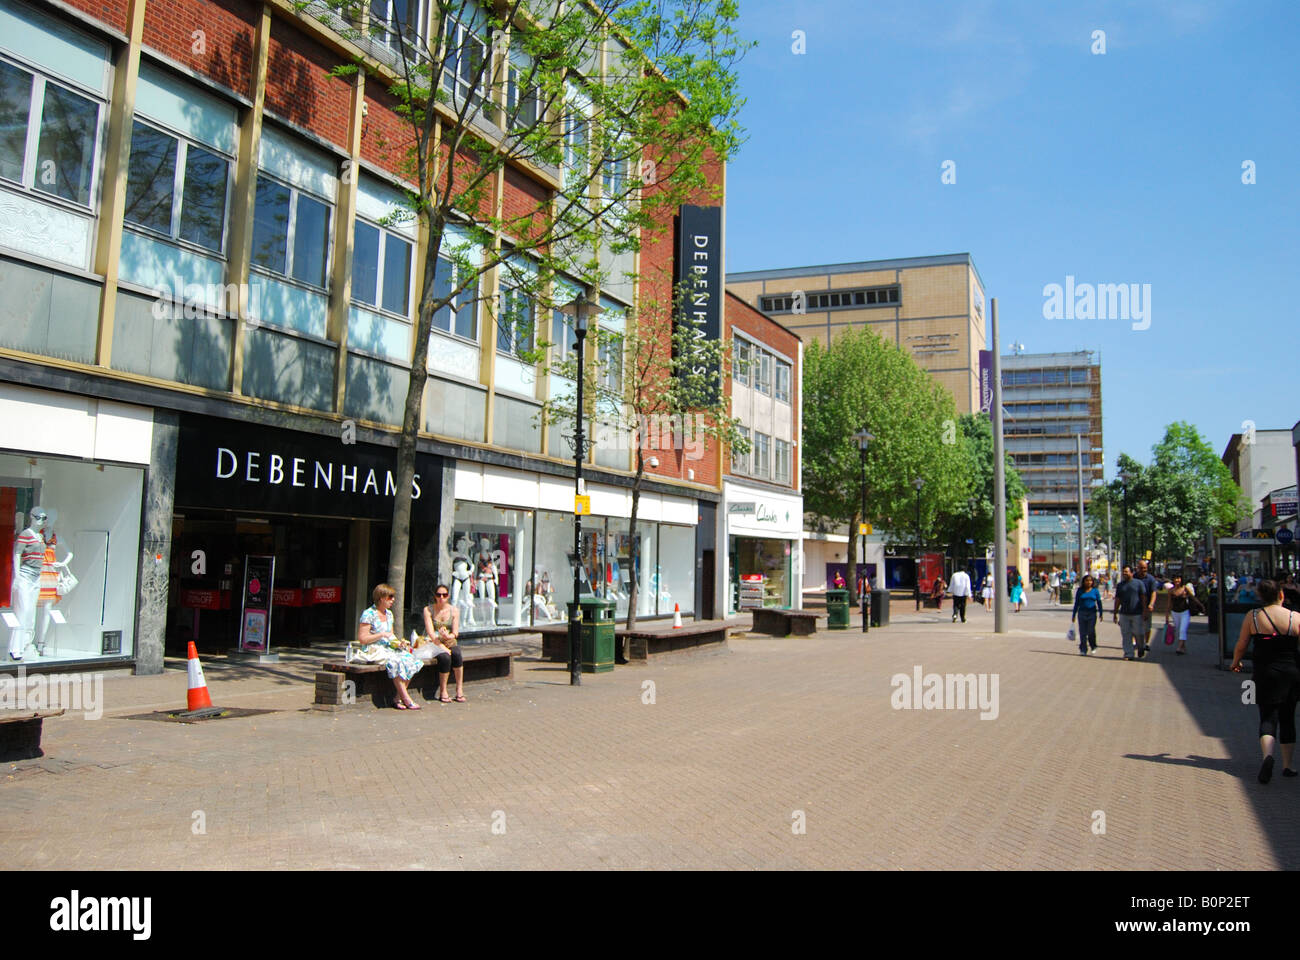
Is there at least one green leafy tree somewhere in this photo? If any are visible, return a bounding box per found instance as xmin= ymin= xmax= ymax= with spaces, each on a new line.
xmin=932 ymin=414 xmax=1028 ymax=563
xmin=306 ymin=0 xmax=749 ymax=629
xmin=802 ymin=327 xmax=967 ymax=603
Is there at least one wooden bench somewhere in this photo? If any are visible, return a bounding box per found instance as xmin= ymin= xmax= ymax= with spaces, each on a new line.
xmin=0 ymin=709 xmax=65 ymax=761
xmin=313 ymin=644 xmax=519 ymax=710
xmin=750 ymin=608 xmax=824 ymax=637
xmin=537 ymin=620 xmax=731 ymax=662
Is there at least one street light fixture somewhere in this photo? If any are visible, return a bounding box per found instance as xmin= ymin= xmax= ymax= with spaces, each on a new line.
xmin=1119 ymin=469 xmax=1131 ymax=574
xmin=913 ymin=476 xmax=924 ymax=611
xmin=562 ymin=293 xmax=599 ymax=686
xmin=854 ymin=428 xmax=874 ymax=633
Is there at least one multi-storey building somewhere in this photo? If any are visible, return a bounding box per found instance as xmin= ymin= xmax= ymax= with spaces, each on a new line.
xmin=727 ymin=253 xmax=987 ymax=414
xmin=999 ymin=351 xmax=1103 ymax=573
xmin=0 ymin=0 xmax=729 ymax=674
xmin=722 ymin=292 xmax=802 ymax=613
xmin=1222 ymin=428 xmax=1294 ymax=531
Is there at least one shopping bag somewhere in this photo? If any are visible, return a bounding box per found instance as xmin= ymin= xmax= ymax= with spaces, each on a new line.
xmin=1164 ymin=622 xmax=1175 ymax=645
xmin=1066 ymin=627 xmax=1076 ymax=643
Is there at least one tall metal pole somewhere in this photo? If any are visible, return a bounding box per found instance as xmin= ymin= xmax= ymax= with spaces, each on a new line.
xmin=1106 ymin=500 xmax=1112 ymax=580
xmin=990 ymin=299 xmax=1008 ymax=633
xmin=1077 ymin=434 xmax=1086 ymax=576
xmin=860 ymin=455 xmax=869 ymax=634
xmin=569 ymin=317 xmax=589 ymax=687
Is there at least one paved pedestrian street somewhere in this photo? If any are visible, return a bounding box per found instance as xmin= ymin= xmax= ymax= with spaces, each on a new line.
xmin=3 ymin=602 xmax=1295 ymax=870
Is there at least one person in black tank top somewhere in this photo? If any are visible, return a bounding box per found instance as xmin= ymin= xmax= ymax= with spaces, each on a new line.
xmin=1231 ymin=579 xmax=1300 ymax=783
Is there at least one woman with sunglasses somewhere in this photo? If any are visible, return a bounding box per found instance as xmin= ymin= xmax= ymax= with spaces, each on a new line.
xmin=423 ymin=584 xmax=465 ymax=703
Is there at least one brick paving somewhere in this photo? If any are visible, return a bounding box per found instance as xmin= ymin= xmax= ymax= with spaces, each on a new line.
xmin=2 ymin=598 xmax=1295 ymax=869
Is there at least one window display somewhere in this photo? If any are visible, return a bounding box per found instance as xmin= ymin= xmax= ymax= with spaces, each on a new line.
xmin=1 ymin=454 xmax=143 ymax=664
xmin=449 ymin=502 xmax=530 ymax=632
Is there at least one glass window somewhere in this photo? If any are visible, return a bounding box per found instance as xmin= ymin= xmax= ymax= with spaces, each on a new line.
xmin=381 ymin=233 xmax=411 ymax=315
xmin=552 ymin=308 xmax=575 ymax=363
xmin=775 ymin=438 xmax=791 ymax=484
xmin=656 ymin=524 xmax=695 ymax=618
xmin=442 ymin=13 xmax=487 ymax=106
xmin=448 ymin=503 xmax=531 ymax=633
xmin=506 ymin=51 xmax=539 ymax=129
xmin=431 ymin=253 xmax=479 ymax=340
xmin=455 ymin=274 xmax=478 ymax=340
xmin=35 ymin=81 xmax=98 ymax=205
xmin=291 ymin=193 xmax=330 ymax=287
xmin=124 ymin=121 xmax=177 ymax=234
xmin=250 ymin=177 xmax=291 ymax=274
xmin=598 ymin=331 xmax=623 ymax=393
xmin=0 ymin=61 xmax=32 ymax=183
xmin=733 ymin=426 xmax=750 ymax=474
xmin=179 ymin=144 xmax=228 ymax=252
xmin=754 ymin=432 xmax=770 ymax=478
xmin=754 ymin=349 xmax=772 ymax=395
xmin=351 ymin=220 xmax=381 ymax=306
xmin=733 ymin=338 xmax=750 ymax=385
xmin=352 ymin=219 xmax=412 ymax=316
xmin=497 ymin=284 xmax=535 ymax=356
xmin=775 ymin=359 xmax=791 ymax=403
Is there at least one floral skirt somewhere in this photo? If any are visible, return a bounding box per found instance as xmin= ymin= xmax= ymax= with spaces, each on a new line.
xmin=385 ymin=649 xmax=423 ymax=682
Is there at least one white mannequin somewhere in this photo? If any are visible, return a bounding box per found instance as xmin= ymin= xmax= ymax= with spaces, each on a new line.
xmin=8 ymin=506 xmax=70 ymax=660
xmin=450 ymin=534 xmax=475 ymax=627
xmin=474 ymin=535 xmax=499 ymax=623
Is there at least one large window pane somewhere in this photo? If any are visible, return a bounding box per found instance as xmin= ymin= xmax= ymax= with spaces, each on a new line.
xmin=657 ymin=524 xmax=695 ymax=617
xmin=455 ymin=275 xmax=477 ymax=340
xmin=351 ymin=220 xmax=380 ymax=306
xmin=291 ymin=193 xmax=330 ymax=287
xmin=0 ymin=61 xmax=32 ymax=183
xmin=432 ymin=256 xmax=453 ymax=332
xmin=35 ymin=82 xmax=97 ymax=205
xmin=179 ymin=144 xmax=228 ymax=252
xmin=381 ymin=233 xmax=411 ymax=315
xmin=251 ymin=176 xmax=291 ymax=274
xmin=123 ymin=121 xmax=176 ymax=234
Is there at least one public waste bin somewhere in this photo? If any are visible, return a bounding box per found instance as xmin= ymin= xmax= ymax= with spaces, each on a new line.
xmin=1059 ymin=584 xmax=1073 ymax=605
xmin=871 ymin=589 xmax=890 ymax=627
xmin=568 ymin=597 xmax=615 ymax=673
xmin=826 ymin=589 xmax=850 ymax=630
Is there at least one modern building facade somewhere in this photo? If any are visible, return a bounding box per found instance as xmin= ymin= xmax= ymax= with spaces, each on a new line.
xmin=0 ymin=0 xmax=727 ymax=674
xmin=722 ymin=293 xmax=802 ymax=613
xmin=1000 ymin=351 xmax=1103 ymax=574
xmin=727 ymin=253 xmax=988 ymax=414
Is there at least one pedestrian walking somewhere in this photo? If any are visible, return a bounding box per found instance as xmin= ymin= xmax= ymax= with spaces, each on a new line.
xmin=1165 ymin=575 xmax=1201 ymax=655
xmin=981 ymin=573 xmax=994 ymax=610
xmin=931 ymin=574 xmax=946 ymax=613
xmin=1231 ymin=579 xmax=1300 ymax=783
xmin=948 ymin=568 xmax=972 ymax=623
xmin=1135 ymin=560 xmax=1159 ymax=657
xmin=1010 ymin=571 xmax=1025 ymax=612
xmin=1113 ymin=565 xmax=1147 ymax=660
xmin=1071 ymin=574 xmax=1103 ymax=655
xmin=1048 ymin=568 xmax=1060 ymax=604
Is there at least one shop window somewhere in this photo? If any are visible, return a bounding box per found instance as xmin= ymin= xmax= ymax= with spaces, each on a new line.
xmin=124 ymin=119 xmax=229 ymax=253
xmin=251 ymin=174 xmax=332 ymax=288
xmin=447 ymin=503 xmax=530 ymax=633
xmin=1 ymin=454 xmax=143 ymax=665
xmin=352 ymin=218 xmax=412 ymax=316
xmin=0 ymin=58 xmax=100 ymax=205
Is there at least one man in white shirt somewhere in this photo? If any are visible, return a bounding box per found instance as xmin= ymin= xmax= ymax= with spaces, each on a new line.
xmin=948 ymin=568 xmax=973 ymax=623
xmin=1049 ymin=568 xmax=1061 ymax=603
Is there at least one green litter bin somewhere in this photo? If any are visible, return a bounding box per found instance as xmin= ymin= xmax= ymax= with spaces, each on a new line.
xmin=826 ymin=589 xmax=850 ymax=630
xmin=1059 ymin=584 xmax=1073 ymax=605
xmin=570 ymin=596 xmax=615 ymax=673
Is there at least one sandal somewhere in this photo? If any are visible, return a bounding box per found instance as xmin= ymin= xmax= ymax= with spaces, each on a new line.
xmin=454 ymin=694 xmax=466 ymax=703
xmin=393 ymin=701 xmax=408 ymax=710
xmin=406 ymin=701 xmax=422 ymax=710
xmin=438 ymin=695 xmax=452 ymax=703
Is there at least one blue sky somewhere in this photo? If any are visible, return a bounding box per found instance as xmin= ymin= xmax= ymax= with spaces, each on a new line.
xmin=724 ymin=0 xmax=1299 ymax=478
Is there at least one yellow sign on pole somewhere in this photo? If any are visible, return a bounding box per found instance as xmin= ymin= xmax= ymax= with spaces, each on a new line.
xmin=859 ymin=523 xmax=872 ymax=536
xmin=575 ymin=495 xmax=591 ymax=515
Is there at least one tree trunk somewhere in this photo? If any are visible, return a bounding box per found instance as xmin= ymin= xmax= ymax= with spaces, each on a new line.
xmin=626 ymin=447 xmax=643 ymax=647
xmin=385 ymin=218 xmax=444 ymax=637
xmin=846 ymin=511 xmax=859 ymax=606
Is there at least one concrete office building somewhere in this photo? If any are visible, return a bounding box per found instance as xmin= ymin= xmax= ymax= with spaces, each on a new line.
xmin=1000 ymin=351 xmax=1103 ymax=574
xmin=1223 ymin=429 xmax=1295 ymax=531
xmin=727 ymin=253 xmax=988 ymax=414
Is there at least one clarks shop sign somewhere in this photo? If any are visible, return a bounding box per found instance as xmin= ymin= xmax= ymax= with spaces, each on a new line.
xmin=176 ymin=415 xmax=443 ymax=520
xmin=728 ymin=500 xmax=795 ymax=529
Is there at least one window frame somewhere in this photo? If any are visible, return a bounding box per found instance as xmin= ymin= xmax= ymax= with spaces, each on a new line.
xmin=249 ymin=171 xmax=334 ymax=292
xmin=350 ymin=214 xmax=414 ymax=319
xmin=430 ymin=251 xmax=481 ymax=343
xmin=122 ymin=115 xmax=233 ymax=257
xmin=733 ymin=337 xmax=751 ymax=386
xmin=774 ymin=438 xmax=791 ymax=484
xmin=774 ymin=358 xmax=791 ymax=403
xmin=496 ymin=280 xmax=537 ymax=358
xmin=441 ymin=8 xmax=489 ymax=109
xmin=0 ymin=55 xmax=105 ymax=212
xmin=753 ymin=347 xmax=773 ymax=396
xmin=753 ymin=431 xmax=771 ymax=479
xmin=733 ymin=425 xmax=750 ymax=475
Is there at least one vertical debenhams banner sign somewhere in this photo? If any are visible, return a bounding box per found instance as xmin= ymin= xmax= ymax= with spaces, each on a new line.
xmin=674 ymin=204 xmax=723 ymax=395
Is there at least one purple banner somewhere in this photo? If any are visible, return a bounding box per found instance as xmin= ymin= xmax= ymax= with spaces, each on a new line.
xmin=978 ymin=350 xmax=994 ymax=414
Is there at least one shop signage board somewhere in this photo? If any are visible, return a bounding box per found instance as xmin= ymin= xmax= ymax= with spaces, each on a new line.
xmin=175 ymin=415 xmax=443 ymax=521
xmin=238 ymin=555 xmax=275 ymax=654
xmin=978 ymin=350 xmax=994 ymax=415
xmin=725 ymin=487 xmax=802 ymax=538
xmin=1277 ymin=528 xmax=1295 ymax=544
xmin=575 ymin=495 xmax=591 ymax=515
xmin=674 ymin=204 xmax=722 ymax=400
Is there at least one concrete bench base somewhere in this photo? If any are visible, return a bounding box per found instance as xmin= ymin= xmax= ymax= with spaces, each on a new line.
xmin=750 ymin=608 xmax=824 ymax=637
xmin=0 ymin=710 xmax=65 ymax=761
xmin=313 ymin=645 xmax=519 ymax=709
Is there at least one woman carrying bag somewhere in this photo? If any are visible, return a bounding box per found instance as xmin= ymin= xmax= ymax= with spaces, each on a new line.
xmin=1166 ymin=574 xmax=1202 ymax=655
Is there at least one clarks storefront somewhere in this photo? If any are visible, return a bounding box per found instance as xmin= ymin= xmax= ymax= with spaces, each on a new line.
xmin=170 ymin=414 xmax=445 ymax=654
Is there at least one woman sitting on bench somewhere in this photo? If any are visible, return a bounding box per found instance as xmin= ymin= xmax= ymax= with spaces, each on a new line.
xmin=423 ymin=584 xmax=466 ymax=703
xmin=358 ymin=583 xmax=423 ymax=710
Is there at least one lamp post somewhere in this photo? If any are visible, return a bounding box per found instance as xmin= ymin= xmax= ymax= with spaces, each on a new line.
xmin=563 ymin=294 xmax=596 ymax=687
xmin=967 ymin=497 xmax=977 ymax=573
xmin=1120 ymin=470 xmax=1131 ymax=575
xmin=854 ymin=428 xmax=874 ymax=633
xmin=913 ymin=476 xmax=924 ymax=611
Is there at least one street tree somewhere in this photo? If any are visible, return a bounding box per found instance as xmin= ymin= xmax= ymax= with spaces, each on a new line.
xmin=305 ymin=0 xmax=748 ymax=630
xmin=932 ymin=414 xmax=1028 ymax=565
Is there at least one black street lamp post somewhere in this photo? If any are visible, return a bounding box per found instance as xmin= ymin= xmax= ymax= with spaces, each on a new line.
xmin=1120 ymin=471 xmax=1131 ymax=574
xmin=913 ymin=476 xmax=924 ymax=611
xmin=564 ymin=296 xmax=595 ymax=687
xmin=854 ymin=428 xmax=874 ymax=633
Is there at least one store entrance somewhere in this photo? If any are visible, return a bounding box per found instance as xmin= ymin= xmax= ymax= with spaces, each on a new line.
xmin=168 ymin=511 xmax=357 ymax=654
xmin=730 ymin=536 xmax=792 ymax=610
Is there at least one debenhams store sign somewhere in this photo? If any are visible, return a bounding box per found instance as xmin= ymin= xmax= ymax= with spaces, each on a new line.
xmin=176 ymin=415 xmax=443 ymax=520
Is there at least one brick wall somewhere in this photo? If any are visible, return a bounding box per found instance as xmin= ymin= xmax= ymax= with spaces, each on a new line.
xmin=360 ymin=84 xmax=416 ymax=179
xmin=59 ymin=0 xmax=128 ymax=34
xmin=501 ymin=163 xmax=550 ymax=245
xmin=264 ymin=15 xmax=352 ymax=149
xmin=724 ymin=291 xmax=800 ymax=490
xmin=141 ymin=0 xmax=257 ymax=97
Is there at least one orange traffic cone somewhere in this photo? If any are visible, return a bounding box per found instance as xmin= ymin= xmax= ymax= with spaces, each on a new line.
xmin=186 ymin=641 xmax=213 ymax=711
xmin=672 ymin=603 xmax=683 ymax=629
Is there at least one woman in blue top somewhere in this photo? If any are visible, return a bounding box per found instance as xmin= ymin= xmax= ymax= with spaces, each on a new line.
xmin=1072 ymin=574 xmax=1103 ymax=655
xmin=358 ymin=583 xmax=424 ymax=709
